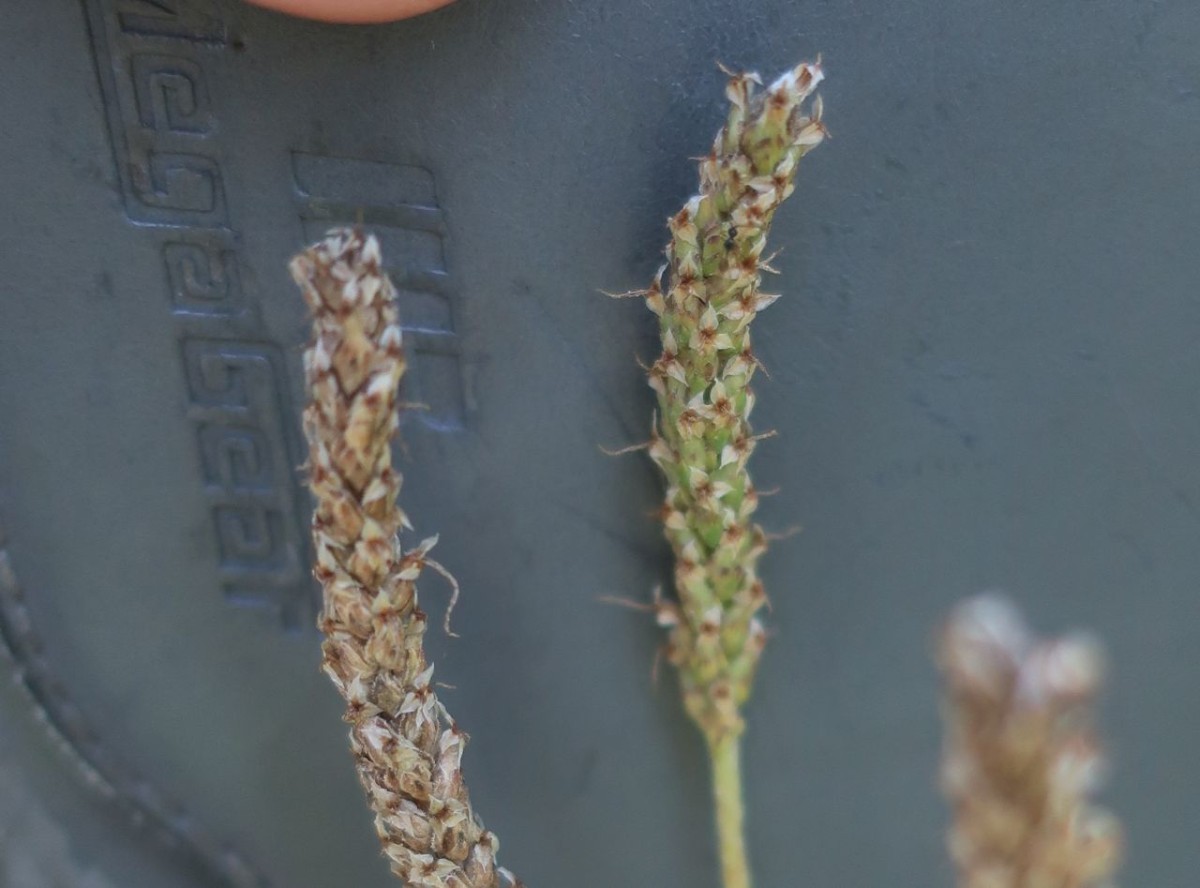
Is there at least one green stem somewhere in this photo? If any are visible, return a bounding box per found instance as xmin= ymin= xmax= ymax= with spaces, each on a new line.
xmin=708 ymin=734 xmax=752 ymax=888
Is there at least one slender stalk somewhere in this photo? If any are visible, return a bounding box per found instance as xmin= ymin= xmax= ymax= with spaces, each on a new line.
xmin=708 ymin=735 xmax=751 ymax=888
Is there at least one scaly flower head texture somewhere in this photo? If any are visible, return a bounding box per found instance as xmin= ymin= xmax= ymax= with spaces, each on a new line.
xmin=293 ymin=229 xmax=515 ymax=888
xmin=644 ymin=60 xmax=826 ymax=745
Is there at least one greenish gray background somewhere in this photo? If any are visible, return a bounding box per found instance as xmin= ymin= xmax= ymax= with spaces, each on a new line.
xmin=1 ymin=0 xmax=1198 ymax=886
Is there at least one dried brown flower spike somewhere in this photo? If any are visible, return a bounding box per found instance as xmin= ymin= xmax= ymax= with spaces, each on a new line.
xmin=293 ymin=228 xmax=515 ymax=888
xmin=938 ymin=596 xmax=1123 ymax=888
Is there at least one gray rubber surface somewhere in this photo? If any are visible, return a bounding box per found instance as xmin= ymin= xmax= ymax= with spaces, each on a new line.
xmin=1 ymin=1 xmax=1198 ymax=886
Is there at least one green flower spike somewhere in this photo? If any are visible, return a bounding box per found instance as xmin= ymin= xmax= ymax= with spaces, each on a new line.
xmin=637 ymin=59 xmax=826 ymax=888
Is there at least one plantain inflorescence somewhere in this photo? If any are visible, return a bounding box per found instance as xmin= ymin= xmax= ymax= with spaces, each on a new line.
xmin=938 ymin=596 xmax=1123 ymax=888
xmin=637 ymin=60 xmax=827 ymax=747
xmin=293 ymin=229 xmax=516 ymax=888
